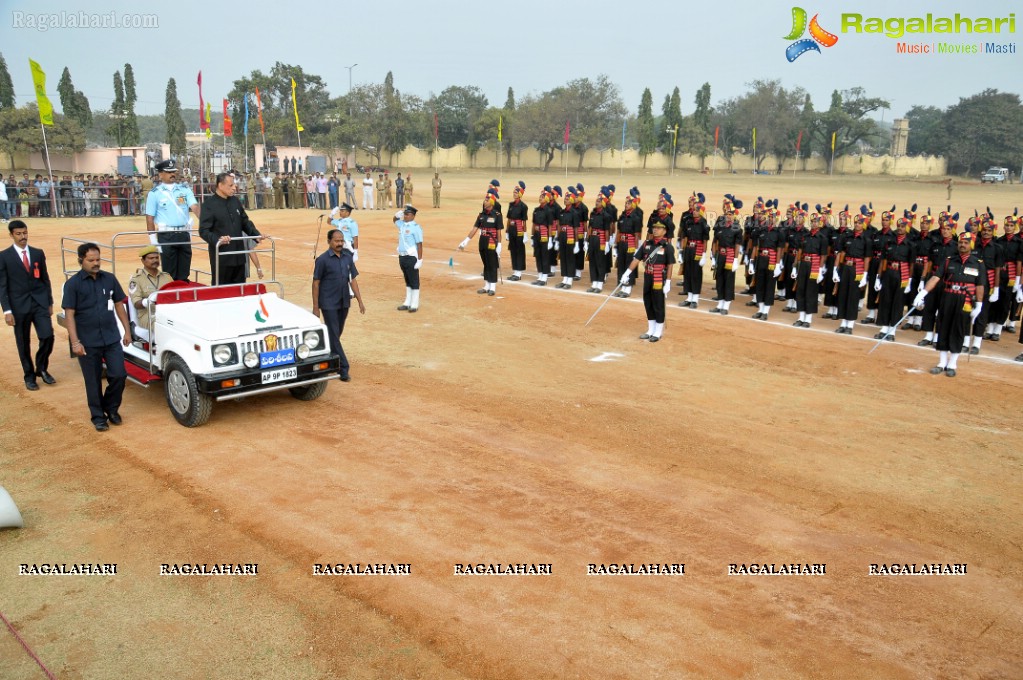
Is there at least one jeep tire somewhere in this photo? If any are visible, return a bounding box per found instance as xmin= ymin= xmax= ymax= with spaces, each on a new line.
xmin=164 ymin=355 xmax=214 ymax=427
xmin=289 ymin=380 xmax=328 ymax=401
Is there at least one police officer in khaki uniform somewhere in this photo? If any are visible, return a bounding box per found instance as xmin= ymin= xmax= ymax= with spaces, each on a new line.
xmin=432 ymin=172 xmax=442 ymax=208
xmin=127 ymin=245 xmax=172 ymax=341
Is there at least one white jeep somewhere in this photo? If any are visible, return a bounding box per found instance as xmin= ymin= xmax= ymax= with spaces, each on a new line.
xmin=59 ymin=233 xmax=340 ymax=427
xmin=981 ymin=167 xmax=1009 ymax=183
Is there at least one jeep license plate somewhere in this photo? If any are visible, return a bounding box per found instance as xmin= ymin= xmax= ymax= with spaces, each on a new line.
xmin=261 ymin=366 xmax=297 ymax=384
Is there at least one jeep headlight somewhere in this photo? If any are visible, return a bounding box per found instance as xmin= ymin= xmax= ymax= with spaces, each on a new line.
xmin=303 ymin=330 xmax=322 ymax=349
xmin=212 ymin=343 xmax=236 ymax=366
xmin=243 ymin=351 xmax=259 ymax=368
xmin=296 ymin=344 xmax=310 ymax=360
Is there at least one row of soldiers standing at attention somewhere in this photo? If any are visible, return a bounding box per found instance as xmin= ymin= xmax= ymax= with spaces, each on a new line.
xmin=461 ymin=180 xmax=1023 ymax=359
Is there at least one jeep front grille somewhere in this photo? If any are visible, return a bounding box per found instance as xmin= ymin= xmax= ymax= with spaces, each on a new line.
xmin=241 ymin=333 xmax=302 ymax=354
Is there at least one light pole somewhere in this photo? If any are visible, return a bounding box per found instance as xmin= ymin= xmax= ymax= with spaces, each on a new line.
xmin=346 ymin=63 xmax=358 ymax=117
xmin=666 ymin=125 xmax=678 ymax=176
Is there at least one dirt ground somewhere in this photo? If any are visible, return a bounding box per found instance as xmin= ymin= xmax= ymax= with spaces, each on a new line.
xmin=1 ymin=170 xmax=1022 ymax=679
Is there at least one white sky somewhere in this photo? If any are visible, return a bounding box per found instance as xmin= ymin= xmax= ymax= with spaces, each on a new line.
xmin=2 ymin=0 xmax=1020 ymax=124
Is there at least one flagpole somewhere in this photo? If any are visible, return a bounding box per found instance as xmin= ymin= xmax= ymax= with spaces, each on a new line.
xmin=40 ymin=123 xmax=57 ymax=218
xmin=620 ymin=119 xmax=626 ymax=177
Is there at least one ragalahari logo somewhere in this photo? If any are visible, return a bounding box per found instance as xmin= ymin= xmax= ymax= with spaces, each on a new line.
xmin=785 ymin=7 xmax=839 ymax=61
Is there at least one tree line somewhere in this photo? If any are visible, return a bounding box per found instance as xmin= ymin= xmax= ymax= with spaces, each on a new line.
xmin=0 ymin=52 xmax=1019 ymax=177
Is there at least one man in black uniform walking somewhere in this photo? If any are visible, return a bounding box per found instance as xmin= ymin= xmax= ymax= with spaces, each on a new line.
xmin=459 ymin=189 xmax=503 ymax=296
xmin=620 ymin=222 xmax=675 ymax=342
xmin=914 ymin=230 xmax=986 ymax=377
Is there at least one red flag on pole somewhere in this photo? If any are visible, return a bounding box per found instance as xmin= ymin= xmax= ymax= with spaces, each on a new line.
xmin=714 ymin=125 xmax=719 ymax=147
xmin=223 ymin=99 xmax=233 ymax=137
xmin=255 ymin=86 xmax=265 ymax=135
xmin=796 ymin=130 xmax=803 ymax=153
xmin=564 ymin=120 xmax=571 ymax=145
xmin=197 ymin=71 xmax=208 ymax=132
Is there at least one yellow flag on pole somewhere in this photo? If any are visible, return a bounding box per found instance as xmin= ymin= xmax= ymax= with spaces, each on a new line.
xmin=28 ymin=59 xmax=54 ymax=126
xmin=831 ymin=131 xmax=836 ymax=152
xmin=752 ymin=127 xmax=756 ymax=149
xmin=205 ymin=102 xmax=212 ymax=139
xmin=498 ymin=115 xmax=502 ymax=142
xmin=291 ymin=78 xmax=304 ymax=133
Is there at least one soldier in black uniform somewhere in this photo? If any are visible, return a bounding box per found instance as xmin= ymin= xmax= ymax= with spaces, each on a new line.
xmin=833 ymin=213 xmax=872 ymax=334
xmin=822 ymin=204 xmax=846 ymax=319
xmin=679 ymin=193 xmax=701 ymax=288
xmin=917 ymin=217 xmax=959 ymax=346
xmin=782 ymin=204 xmax=808 ymax=312
xmin=547 ymin=186 xmax=564 ymax=276
xmin=793 ymin=211 xmax=830 ymax=328
xmin=505 ymin=181 xmax=528 ymax=280
xmin=740 ymin=197 xmax=765 ymax=294
xmin=992 ymin=210 xmax=1021 ymax=341
xmin=709 ymin=200 xmax=744 ymax=315
xmin=458 ymin=189 xmax=504 ymax=296
xmin=680 ymin=195 xmax=710 ymax=309
xmin=646 ymin=193 xmax=676 ymax=240
xmin=619 ymin=221 xmax=676 ymax=342
xmin=751 ymin=203 xmax=785 ymax=320
xmin=531 ymin=187 xmax=553 ymax=286
xmin=555 ymin=188 xmax=580 ymax=289
xmin=914 ymin=230 xmax=986 ymax=377
xmin=603 ymin=185 xmax=618 ymax=280
xmin=585 ymin=189 xmax=613 ymax=293
xmin=864 ymin=206 xmax=893 ymax=324
xmin=614 ymin=188 xmax=643 ymax=298
xmin=903 ymin=206 xmax=930 ymax=331
xmin=573 ymin=183 xmax=589 ymax=281
xmin=968 ymin=217 xmax=1003 ymax=354
xmin=873 ymin=216 xmax=916 ymax=341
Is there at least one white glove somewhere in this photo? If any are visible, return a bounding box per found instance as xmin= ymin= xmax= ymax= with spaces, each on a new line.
xmin=859 ymin=276 xmax=867 ymax=289
xmin=990 ymin=286 xmax=1000 ymax=303
xmin=520 ymin=234 xmax=526 ymax=243
xmin=573 ymin=242 xmax=580 ymax=255
xmin=913 ymin=290 xmax=927 ymax=309
xmin=330 ymin=207 xmax=340 ymax=218
xmin=790 ymin=266 xmax=798 ymax=280
xmin=413 ymin=259 xmax=423 ymax=270
xmin=970 ymin=302 xmax=983 ymax=323
xmin=394 ymin=210 xmax=404 ymax=221
xmin=918 ymin=280 xmax=926 ymax=293
xmin=737 ymin=246 xmax=744 ymax=259
xmin=583 ymin=240 xmax=589 ymax=254
xmin=604 ymin=242 xmax=611 ymax=255
xmin=147 ymin=291 xmax=158 ymax=304
xmin=352 ymin=250 xmax=359 ymax=262
xmin=149 ymin=232 xmax=159 ymax=246
xmin=1014 ymin=277 xmax=1021 ymax=292
xmin=773 ymin=263 xmax=782 ymax=278
xmin=816 ymin=270 xmax=824 ymax=284
xmin=496 ymin=243 xmax=502 ymax=257
xmin=620 ymin=271 xmax=631 ymax=286
xmin=548 ymin=239 xmax=555 ymax=251
xmin=553 ymin=240 xmax=559 ymax=252
xmin=743 ymin=254 xmax=750 ymax=266
xmin=504 ymin=231 xmax=509 ymax=241
xmin=458 ymin=237 xmax=469 ymax=250
xmin=699 ymin=254 xmax=708 ymax=268
xmin=1017 ymin=288 xmax=1023 ymax=304
xmin=747 ymin=262 xmax=755 ymax=276
xmin=874 ymin=277 xmax=882 ymax=292
xmin=663 ymin=280 xmax=671 ymax=295
xmin=833 ymin=268 xmax=841 ymax=283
